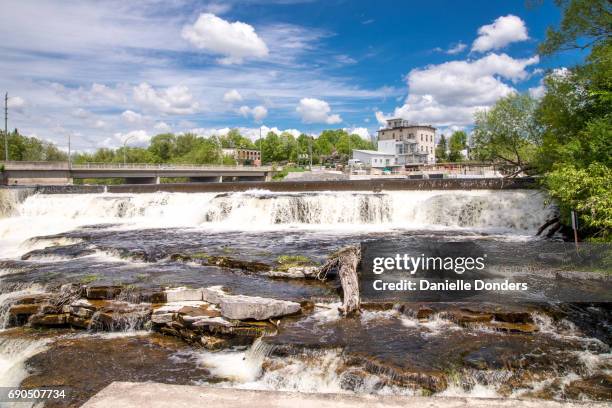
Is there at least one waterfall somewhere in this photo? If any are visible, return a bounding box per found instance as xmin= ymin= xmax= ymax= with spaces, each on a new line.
xmin=0 ymin=190 xmax=554 ymax=245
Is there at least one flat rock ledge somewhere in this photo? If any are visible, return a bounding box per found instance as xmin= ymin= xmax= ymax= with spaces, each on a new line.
xmin=82 ymin=382 xmax=609 ymax=408
xmin=4 ymin=284 xmax=301 ymax=350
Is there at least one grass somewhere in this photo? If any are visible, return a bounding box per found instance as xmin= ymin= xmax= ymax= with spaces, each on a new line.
xmin=80 ymin=274 xmax=99 ymax=284
xmin=272 ymin=166 xmax=307 ymax=180
xmin=276 ymin=254 xmax=315 ymax=271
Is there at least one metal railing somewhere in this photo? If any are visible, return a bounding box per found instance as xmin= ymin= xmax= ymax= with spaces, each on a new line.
xmin=1 ymin=161 xmax=273 ymax=171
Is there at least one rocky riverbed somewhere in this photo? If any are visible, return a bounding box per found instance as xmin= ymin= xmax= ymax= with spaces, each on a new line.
xmin=0 ymin=190 xmax=610 ymax=406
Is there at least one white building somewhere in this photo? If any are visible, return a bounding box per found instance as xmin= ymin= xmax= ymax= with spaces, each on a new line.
xmin=352 ymin=119 xmax=436 ymax=168
xmin=351 ymin=150 xmax=396 ymax=168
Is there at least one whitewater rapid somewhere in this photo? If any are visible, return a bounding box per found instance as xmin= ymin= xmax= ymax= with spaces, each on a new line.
xmin=0 ymin=190 xmax=553 ymax=253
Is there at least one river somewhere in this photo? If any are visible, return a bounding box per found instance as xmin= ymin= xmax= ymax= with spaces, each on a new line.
xmin=0 ymin=189 xmax=609 ymax=406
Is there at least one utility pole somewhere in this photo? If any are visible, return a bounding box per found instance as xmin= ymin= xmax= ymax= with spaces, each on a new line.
xmin=4 ymin=93 xmax=8 ymax=162
xmin=309 ymin=133 xmax=313 ymax=169
xmin=259 ymin=126 xmax=262 ymax=166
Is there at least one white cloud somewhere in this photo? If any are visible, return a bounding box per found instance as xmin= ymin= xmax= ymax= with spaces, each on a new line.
xmin=238 ymin=105 xmax=268 ymax=122
xmin=181 ymin=13 xmax=269 ymax=64
xmin=113 ymin=129 xmax=150 ymax=146
xmin=71 ymin=108 xmax=90 ymax=119
xmin=133 ymin=82 xmax=199 ymax=114
xmin=296 ymin=98 xmax=342 ymax=124
xmin=121 ymin=110 xmax=143 ymax=123
xmin=223 ymin=89 xmax=243 ymax=103
xmin=528 ymin=83 xmax=546 ymax=99
xmin=435 ymin=42 xmax=467 ymax=55
xmin=389 ymin=53 xmax=539 ymax=127
xmin=472 ymin=15 xmax=529 ymax=53
xmin=90 ymin=83 xmax=127 ymax=104
xmin=188 ymin=125 xmax=302 ymax=142
xmin=375 ymin=111 xmax=387 ymax=126
xmin=7 ymin=96 xmax=26 ymax=109
xmin=154 ymin=121 xmax=171 ymax=132
xmin=346 ymin=127 xmax=370 ymax=140
xmin=93 ymin=119 xmax=107 ymax=128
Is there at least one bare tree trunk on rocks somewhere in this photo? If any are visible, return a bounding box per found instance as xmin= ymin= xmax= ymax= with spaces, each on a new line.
xmin=537 ymin=217 xmax=560 ymax=236
xmin=318 ymin=245 xmax=361 ymax=316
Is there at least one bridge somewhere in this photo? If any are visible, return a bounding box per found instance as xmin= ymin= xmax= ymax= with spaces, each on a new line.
xmin=0 ymin=161 xmax=275 ymax=185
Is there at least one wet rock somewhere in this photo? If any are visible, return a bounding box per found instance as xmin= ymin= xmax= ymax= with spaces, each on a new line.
xmin=29 ymin=313 xmax=68 ymax=327
xmin=220 ymin=295 xmax=301 ymax=320
xmin=201 ymin=286 xmax=226 ymax=304
xmin=200 ymin=335 xmax=231 ymax=350
xmin=417 ymin=307 xmax=434 ymax=320
xmin=266 ymin=266 xmax=319 ymax=279
xmin=164 ymin=287 xmax=203 ymax=302
xmin=151 ymin=313 xmax=174 ymax=324
xmin=67 ymin=315 xmax=92 ymax=329
xmin=449 ymin=310 xmax=493 ymax=325
xmin=489 ymin=321 xmax=539 ymax=333
xmin=85 ymin=286 xmax=122 ymax=300
xmin=8 ymin=303 xmax=42 ymax=316
xmin=565 ymin=374 xmax=612 ymax=400
xmin=493 ymin=311 xmax=533 ymax=324
xmin=170 ymin=253 xmax=271 ymax=273
xmin=339 ymin=368 xmax=368 ymax=391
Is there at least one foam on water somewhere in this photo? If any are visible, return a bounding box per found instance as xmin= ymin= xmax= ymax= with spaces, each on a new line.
xmin=0 ymin=190 xmax=554 ymax=256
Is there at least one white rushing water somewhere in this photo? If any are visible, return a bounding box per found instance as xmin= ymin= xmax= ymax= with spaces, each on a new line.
xmin=0 ymin=190 xmax=553 ymax=255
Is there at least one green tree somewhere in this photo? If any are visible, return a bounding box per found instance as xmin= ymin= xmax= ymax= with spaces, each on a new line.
xmin=472 ymin=93 xmax=540 ymax=172
xmin=538 ymin=0 xmax=611 ymax=56
xmin=545 ymin=163 xmax=611 ymax=240
xmin=435 ymin=134 xmax=448 ymax=162
xmin=537 ymin=0 xmax=612 ymax=240
xmin=148 ymin=133 xmax=176 ymax=162
xmin=448 ymin=131 xmax=468 ymax=162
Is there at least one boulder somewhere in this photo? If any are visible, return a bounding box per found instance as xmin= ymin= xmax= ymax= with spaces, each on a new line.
xmin=220 ymin=295 xmax=300 ymax=320
xmin=164 ymin=287 xmax=203 ymax=302
xmin=85 ymin=286 xmax=122 ymax=300
xmin=29 ymin=313 xmax=68 ymax=327
xmin=201 ymin=286 xmax=227 ymax=304
xmin=151 ymin=313 xmax=174 ymax=324
xmin=8 ymin=303 xmax=41 ymax=316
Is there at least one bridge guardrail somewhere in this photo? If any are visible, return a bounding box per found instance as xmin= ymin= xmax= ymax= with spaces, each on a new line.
xmin=1 ymin=161 xmax=273 ymax=171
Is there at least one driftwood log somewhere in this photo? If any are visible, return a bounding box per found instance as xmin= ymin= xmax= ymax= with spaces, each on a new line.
xmin=318 ymin=245 xmax=361 ymax=316
xmin=536 ymin=216 xmax=560 ymax=236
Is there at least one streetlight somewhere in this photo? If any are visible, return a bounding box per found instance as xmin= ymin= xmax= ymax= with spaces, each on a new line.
xmin=123 ymin=134 xmax=137 ymax=165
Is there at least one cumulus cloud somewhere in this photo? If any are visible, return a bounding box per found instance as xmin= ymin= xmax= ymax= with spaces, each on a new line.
xmin=472 ymin=15 xmax=528 ymax=53
xmin=121 ymin=110 xmax=144 ymax=123
xmin=388 ymin=53 xmax=539 ymax=127
xmin=223 ymin=89 xmax=243 ymax=103
xmin=154 ymin=121 xmax=172 ymax=132
xmin=296 ymin=98 xmax=342 ymax=124
xmin=90 ymin=83 xmax=127 ymax=104
xmin=345 ymin=127 xmax=371 ymax=140
xmin=113 ymin=129 xmax=151 ymax=146
xmin=188 ymin=126 xmax=301 ymax=142
xmin=238 ymin=105 xmax=268 ymax=122
xmin=133 ymin=83 xmax=199 ymax=114
xmin=181 ymin=13 xmax=269 ymax=64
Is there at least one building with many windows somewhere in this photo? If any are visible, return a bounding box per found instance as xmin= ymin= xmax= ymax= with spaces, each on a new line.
xmin=222 ymin=148 xmax=261 ymax=166
xmin=351 ymin=119 xmax=436 ymax=169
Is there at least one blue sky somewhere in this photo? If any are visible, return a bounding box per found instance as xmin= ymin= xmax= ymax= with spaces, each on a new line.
xmin=0 ymin=0 xmax=585 ymax=151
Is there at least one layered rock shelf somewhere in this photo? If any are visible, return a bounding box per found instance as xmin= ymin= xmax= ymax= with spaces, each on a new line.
xmin=3 ymin=285 xmax=301 ymax=350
